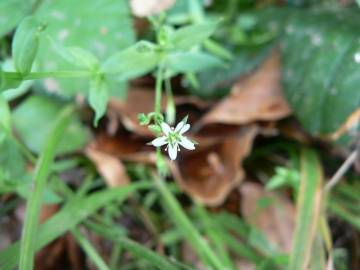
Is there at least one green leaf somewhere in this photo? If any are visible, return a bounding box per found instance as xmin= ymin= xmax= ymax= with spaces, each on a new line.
xmin=0 ymin=183 xmax=149 ymax=270
xmin=13 ymin=95 xmax=89 ymax=155
xmin=0 ymin=96 xmax=11 ymax=136
xmin=195 ymin=45 xmax=272 ymax=98
xmin=289 ymin=148 xmax=323 ymax=270
xmin=259 ymin=8 xmax=360 ymax=135
xmin=71 ymin=227 xmax=111 ymax=270
xmin=0 ymin=59 xmax=33 ymax=99
xmin=0 ymin=67 xmax=23 ymax=92
xmin=12 ymin=16 xmax=43 ymax=75
xmin=49 ymin=37 xmax=99 ymax=70
xmin=34 ymin=0 xmax=135 ymax=96
xmin=0 ymin=137 xmax=27 ymax=192
xmin=171 ymin=22 xmax=218 ymax=51
xmin=165 ymin=51 xmax=225 ymax=74
xmin=154 ymin=176 xmax=224 ymax=270
xmin=19 ymin=106 xmax=74 ymax=270
xmin=89 ymin=76 xmax=109 ymax=126
xmin=0 ymin=0 xmax=30 ymax=38
xmin=101 ymin=41 xmax=160 ymax=79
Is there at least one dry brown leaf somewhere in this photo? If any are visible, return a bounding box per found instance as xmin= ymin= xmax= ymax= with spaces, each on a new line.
xmin=201 ymin=51 xmax=291 ymax=126
xmin=170 ymin=126 xmax=258 ymax=206
xmin=109 ymin=88 xmax=210 ymax=137
xmin=85 ymin=146 xmax=130 ymax=187
xmin=108 ymin=89 xmax=159 ymax=137
xmin=240 ymin=182 xmax=295 ymax=252
xmin=130 ymin=0 xmax=175 ymax=17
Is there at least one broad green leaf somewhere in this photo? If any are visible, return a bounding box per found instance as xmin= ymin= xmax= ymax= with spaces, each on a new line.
xmin=0 ymin=183 xmax=148 ymax=270
xmin=101 ymin=41 xmax=160 ymax=79
xmin=49 ymin=38 xmax=99 ymax=70
xmin=289 ymin=148 xmax=323 ymax=270
xmin=255 ymin=8 xmax=360 ymax=135
xmin=34 ymin=0 xmax=135 ymax=96
xmin=89 ymin=76 xmax=109 ymax=126
xmin=0 ymin=0 xmax=30 ymax=37
xmin=12 ymin=16 xmax=43 ymax=75
xmin=0 ymin=59 xmax=33 ymax=100
xmin=0 ymin=137 xmax=27 ymax=193
xmin=171 ymin=22 xmax=218 ymax=51
xmin=195 ymin=45 xmax=272 ymax=98
xmin=0 ymin=68 xmax=23 ymax=91
xmin=165 ymin=51 xmax=225 ymax=74
xmin=13 ymin=95 xmax=89 ymax=155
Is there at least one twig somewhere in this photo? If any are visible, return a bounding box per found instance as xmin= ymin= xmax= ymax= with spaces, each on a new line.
xmin=324 ymin=149 xmax=358 ymax=192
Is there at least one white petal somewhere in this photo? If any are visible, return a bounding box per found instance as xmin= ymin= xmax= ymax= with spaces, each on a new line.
xmin=179 ymin=136 xmax=195 ymax=150
xmin=180 ymin=123 xmax=190 ymax=134
xmin=161 ymin=122 xmax=172 ymax=135
xmin=151 ymin=136 xmax=167 ymax=147
xmin=168 ymin=143 xmax=178 ymax=160
xmin=174 ymin=121 xmax=184 ymax=132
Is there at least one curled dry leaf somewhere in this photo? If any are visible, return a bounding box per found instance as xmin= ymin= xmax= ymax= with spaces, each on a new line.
xmin=240 ymin=182 xmax=295 ymax=253
xmin=130 ymin=0 xmax=175 ymax=17
xmin=200 ymin=50 xmax=291 ymax=126
xmin=85 ymin=146 xmax=130 ymax=187
xmin=170 ymin=126 xmax=258 ymax=206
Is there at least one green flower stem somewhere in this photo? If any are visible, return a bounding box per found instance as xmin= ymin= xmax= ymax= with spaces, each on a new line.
xmin=165 ymin=77 xmax=175 ymax=124
xmin=154 ymin=65 xmax=164 ymax=115
xmin=19 ymin=106 xmax=74 ymax=270
xmin=4 ymin=70 xmax=91 ymax=80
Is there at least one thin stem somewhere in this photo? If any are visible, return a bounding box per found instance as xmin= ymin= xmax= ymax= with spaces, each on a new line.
xmin=4 ymin=70 xmax=91 ymax=81
xmin=165 ymin=77 xmax=175 ymax=125
xmin=324 ymin=149 xmax=358 ymax=192
xmin=154 ymin=66 xmax=163 ymax=115
xmin=12 ymin=137 xmax=36 ymax=164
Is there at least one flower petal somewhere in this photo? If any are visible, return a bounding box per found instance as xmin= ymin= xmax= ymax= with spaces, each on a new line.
xmin=168 ymin=143 xmax=178 ymax=160
xmin=151 ymin=136 xmax=167 ymax=147
xmin=175 ymin=121 xmax=184 ymax=132
xmin=180 ymin=123 xmax=190 ymax=134
xmin=179 ymin=136 xmax=195 ymax=150
xmin=161 ymin=122 xmax=172 ymax=135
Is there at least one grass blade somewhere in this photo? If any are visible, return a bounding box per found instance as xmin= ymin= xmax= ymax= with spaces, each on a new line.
xmin=289 ymin=148 xmax=323 ymax=270
xmin=194 ymin=205 xmax=236 ymax=270
xmin=19 ymin=106 xmax=74 ymax=270
xmin=154 ymin=175 xmax=224 ymax=270
xmin=84 ymin=220 xmax=184 ymax=270
xmin=0 ymin=182 xmax=149 ymax=270
xmin=71 ymin=227 xmax=110 ymax=270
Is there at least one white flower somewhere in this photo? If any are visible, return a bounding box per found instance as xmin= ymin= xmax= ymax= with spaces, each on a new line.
xmin=151 ymin=120 xmax=195 ymax=160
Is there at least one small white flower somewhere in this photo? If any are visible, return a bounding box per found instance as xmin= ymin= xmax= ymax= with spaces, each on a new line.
xmin=151 ymin=120 xmax=195 ymax=160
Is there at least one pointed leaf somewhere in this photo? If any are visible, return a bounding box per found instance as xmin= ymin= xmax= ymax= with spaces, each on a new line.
xmin=12 ymin=16 xmax=43 ymax=75
xmin=101 ymin=41 xmax=160 ymax=79
xmin=89 ymin=76 xmax=109 ymax=126
xmin=165 ymin=51 xmax=225 ymax=74
xmin=171 ymin=22 xmax=218 ymax=50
